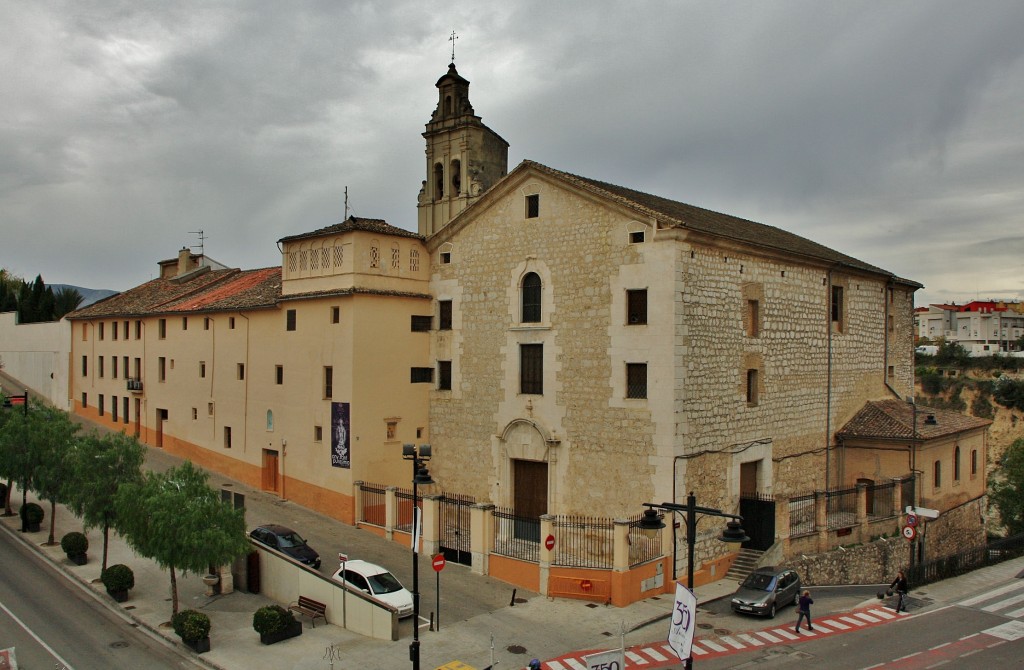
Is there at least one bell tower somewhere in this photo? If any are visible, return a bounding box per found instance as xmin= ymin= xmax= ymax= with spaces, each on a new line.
xmin=417 ymin=63 xmax=509 ymax=237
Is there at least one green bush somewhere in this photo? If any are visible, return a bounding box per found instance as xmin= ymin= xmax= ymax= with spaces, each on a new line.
xmin=101 ymin=564 xmax=135 ymax=592
xmin=60 ymin=531 xmax=89 ymax=556
xmin=172 ymin=609 xmax=211 ymax=643
xmin=252 ymin=605 xmax=296 ymax=635
xmin=19 ymin=502 xmax=44 ymax=525
xmin=971 ymin=393 xmax=995 ymax=419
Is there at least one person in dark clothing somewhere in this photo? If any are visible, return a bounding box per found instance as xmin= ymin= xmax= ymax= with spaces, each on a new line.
xmin=889 ymin=570 xmax=909 ymax=612
xmin=795 ymin=590 xmax=814 ymax=632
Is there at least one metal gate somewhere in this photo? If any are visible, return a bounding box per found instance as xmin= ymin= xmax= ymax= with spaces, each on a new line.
xmin=439 ymin=493 xmax=474 ymax=566
xmin=739 ymin=492 xmax=776 ymax=551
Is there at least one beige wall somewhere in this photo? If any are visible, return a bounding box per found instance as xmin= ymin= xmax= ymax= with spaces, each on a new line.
xmin=0 ymin=312 xmax=71 ymax=410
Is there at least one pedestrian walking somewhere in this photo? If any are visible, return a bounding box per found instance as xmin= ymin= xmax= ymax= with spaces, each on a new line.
xmin=889 ymin=570 xmax=909 ymax=612
xmin=795 ymin=590 xmax=814 ymax=632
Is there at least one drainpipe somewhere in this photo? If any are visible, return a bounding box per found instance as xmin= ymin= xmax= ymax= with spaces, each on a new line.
xmin=825 ymin=267 xmax=836 ymax=493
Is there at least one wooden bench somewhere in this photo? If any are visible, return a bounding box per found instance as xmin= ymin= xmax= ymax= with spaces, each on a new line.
xmin=288 ymin=595 xmax=327 ymax=627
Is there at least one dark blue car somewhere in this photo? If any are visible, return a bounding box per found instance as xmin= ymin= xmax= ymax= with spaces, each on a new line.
xmin=250 ymin=524 xmax=321 ymax=569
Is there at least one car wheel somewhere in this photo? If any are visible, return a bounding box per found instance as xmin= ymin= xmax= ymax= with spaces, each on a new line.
xmin=768 ymin=603 xmax=776 ymax=618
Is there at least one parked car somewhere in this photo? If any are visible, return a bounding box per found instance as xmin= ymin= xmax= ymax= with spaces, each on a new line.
xmin=331 ymin=559 xmax=414 ymax=618
xmin=730 ymin=566 xmax=801 ymax=618
xmin=249 ymin=524 xmax=321 ymax=569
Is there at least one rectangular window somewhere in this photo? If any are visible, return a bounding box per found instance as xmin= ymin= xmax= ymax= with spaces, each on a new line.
xmin=134 ymin=357 xmax=141 ymax=379
xmin=971 ymin=449 xmax=978 ymax=476
xmin=440 ymin=251 xmax=451 ymax=264
xmin=934 ymin=460 xmax=941 ymax=488
xmin=81 ymin=393 xmax=87 ymax=409
xmin=888 ymin=315 xmax=894 ymax=333
xmin=286 ymin=309 xmax=296 ymax=331
xmin=112 ymin=321 xmax=118 ymax=340
xmin=204 ymin=317 xmax=211 ymax=330
xmin=81 ymin=323 xmax=87 ymax=341
xmin=224 ymin=426 xmax=232 ymax=449
xmin=629 ymin=230 xmax=645 ymax=244
xmin=626 ymin=363 xmax=648 ymax=399
xmin=411 ymin=315 xmax=432 ymax=332
xmin=200 ymin=361 xmax=206 ymax=378
xmin=520 ymin=343 xmax=543 ymax=395
xmin=135 ymin=320 xmax=141 ymax=339
xmin=746 ymin=369 xmax=759 ymax=405
xmin=229 ymin=317 xmax=236 ymax=329
xmin=439 ymin=300 xmax=453 ymax=330
xmin=331 ymin=306 xmax=340 ymax=324
xmin=208 ymin=402 xmax=214 ymax=416
xmin=99 ymin=322 xmax=105 ymax=340
xmin=111 ymin=395 xmax=118 ymax=422
xmin=887 ymin=365 xmax=894 ymax=381
xmin=314 ymin=425 xmax=323 ymax=442
xmin=123 ymin=321 xmax=128 ymax=338
xmin=386 ymin=421 xmax=397 ymax=441
xmin=123 ymin=396 xmax=129 ymax=424
xmin=324 ymin=366 xmax=333 ymax=398
xmin=158 ymin=357 xmax=166 ymax=382
xmin=123 ymin=356 xmax=129 ymax=378
xmin=438 ymin=361 xmax=452 ymax=390
xmin=192 ymin=407 xmax=198 ymax=420
xmin=627 ymin=289 xmax=648 ymax=325
xmin=98 ymin=356 xmax=105 ymax=378
xmin=158 ymin=318 xmax=167 ymax=339
xmin=747 ymin=299 xmax=760 ymax=337
xmin=410 ymin=367 xmax=434 ymax=383
xmin=237 ymin=363 xmax=245 ymax=380
xmin=526 ymin=194 xmax=540 ymax=218
xmin=830 ymin=285 xmax=844 ymax=332
xmin=81 ymin=356 xmax=88 ymax=377
xmin=275 ymin=365 xmax=283 ymax=385
xmin=182 ymin=317 xmax=188 ymax=331
xmin=98 ymin=394 xmax=104 ymax=416
xmin=112 ymin=356 xmax=118 ymax=379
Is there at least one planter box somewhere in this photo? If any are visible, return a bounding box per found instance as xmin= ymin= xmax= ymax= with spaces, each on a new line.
xmin=260 ymin=620 xmax=302 ymax=645
xmin=107 ymin=589 xmax=128 ymax=603
xmin=67 ymin=553 xmax=87 ymax=566
xmin=183 ymin=636 xmax=210 ymax=654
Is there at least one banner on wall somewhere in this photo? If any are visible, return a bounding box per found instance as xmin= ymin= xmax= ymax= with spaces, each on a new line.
xmin=331 ymin=402 xmax=350 ymax=468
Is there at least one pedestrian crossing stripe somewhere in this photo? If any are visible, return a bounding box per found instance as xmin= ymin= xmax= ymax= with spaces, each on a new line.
xmin=625 ymin=649 xmax=649 ymax=663
xmin=642 ymin=647 xmax=667 ymax=661
xmin=959 ymin=581 xmax=1024 ymax=607
xmin=824 ymin=618 xmax=850 ymax=630
xmin=720 ymin=636 xmax=746 ymax=649
xmin=981 ymin=591 xmax=1024 ymax=612
xmin=737 ymin=633 xmax=764 ymax=646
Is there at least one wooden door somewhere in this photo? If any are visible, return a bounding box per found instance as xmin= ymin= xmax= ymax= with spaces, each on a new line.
xmin=263 ymin=450 xmax=280 ymax=492
xmin=512 ymin=460 xmax=547 ymax=541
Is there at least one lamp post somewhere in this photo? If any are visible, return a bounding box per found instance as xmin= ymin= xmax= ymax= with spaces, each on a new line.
xmin=403 ymin=443 xmax=433 ymax=670
xmin=639 ymin=491 xmax=749 ymax=670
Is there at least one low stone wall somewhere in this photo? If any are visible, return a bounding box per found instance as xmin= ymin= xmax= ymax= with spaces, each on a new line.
xmin=787 ymin=537 xmax=907 ymax=586
xmin=921 ymin=495 xmax=987 ymax=562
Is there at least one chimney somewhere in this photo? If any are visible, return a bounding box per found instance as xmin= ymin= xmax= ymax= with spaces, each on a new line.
xmin=178 ymin=247 xmax=193 ymax=276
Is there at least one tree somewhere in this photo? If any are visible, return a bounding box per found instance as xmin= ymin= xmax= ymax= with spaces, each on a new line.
xmin=30 ymin=406 xmax=81 ymax=545
xmin=65 ymin=431 xmax=145 ymax=571
xmin=991 ymin=437 xmax=1024 ymax=536
xmin=115 ymin=461 xmax=250 ymax=616
xmin=53 ymin=286 xmax=84 ymax=319
xmin=0 ymin=400 xmax=44 ymax=524
xmin=935 ymin=341 xmax=970 ymax=367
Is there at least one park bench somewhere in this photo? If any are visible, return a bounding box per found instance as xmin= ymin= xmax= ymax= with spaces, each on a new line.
xmin=288 ymin=595 xmax=327 ymax=627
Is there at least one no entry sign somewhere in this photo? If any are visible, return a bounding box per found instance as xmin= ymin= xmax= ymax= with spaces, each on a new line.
xmin=545 ymin=534 xmax=556 ymax=551
xmin=432 ymin=554 xmax=446 ymax=572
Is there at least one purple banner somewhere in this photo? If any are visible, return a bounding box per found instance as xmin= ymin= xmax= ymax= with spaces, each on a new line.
xmin=331 ymin=402 xmax=350 ymax=468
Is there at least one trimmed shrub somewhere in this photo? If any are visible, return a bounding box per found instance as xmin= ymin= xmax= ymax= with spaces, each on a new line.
xmin=252 ymin=605 xmax=297 ymax=636
xmin=19 ymin=502 xmax=44 ymax=525
xmin=101 ymin=564 xmax=135 ymax=593
xmin=60 ymin=531 xmax=89 ymax=556
xmin=172 ymin=609 xmax=211 ymax=643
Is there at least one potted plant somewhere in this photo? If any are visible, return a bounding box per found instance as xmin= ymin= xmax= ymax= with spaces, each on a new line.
xmin=101 ymin=564 xmax=135 ymax=602
xmin=172 ymin=609 xmax=211 ymax=653
xmin=252 ymin=604 xmax=302 ymax=645
xmin=60 ymin=531 xmax=89 ymax=565
xmin=19 ymin=502 xmax=44 ymax=532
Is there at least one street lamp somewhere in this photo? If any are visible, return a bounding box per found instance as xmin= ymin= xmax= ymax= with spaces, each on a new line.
xmin=403 ymin=443 xmax=433 ymax=670
xmin=639 ymin=491 xmax=749 ymax=669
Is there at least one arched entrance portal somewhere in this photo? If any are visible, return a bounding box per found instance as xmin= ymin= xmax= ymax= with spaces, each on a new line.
xmin=499 ymin=419 xmax=556 ymax=541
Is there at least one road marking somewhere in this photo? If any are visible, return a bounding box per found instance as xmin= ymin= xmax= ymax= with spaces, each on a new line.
xmin=894 ymin=651 xmax=922 ymax=661
xmin=981 ymin=591 xmax=1024 ymax=612
xmin=925 ymin=660 xmax=951 ymax=668
xmin=564 ymin=659 xmax=587 ymax=670
xmin=755 ymin=630 xmax=782 ymax=643
xmin=854 ymin=611 xmax=881 ymax=623
xmin=720 ymin=636 xmax=746 ymax=649
xmin=641 ymin=647 xmax=667 ymax=661
xmin=701 ymin=640 xmax=727 ymax=652
xmin=812 ymin=621 xmax=832 ymax=632
xmin=822 ymin=618 xmax=849 ymax=630
xmin=737 ymin=633 xmax=764 ymax=646
xmin=772 ymin=628 xmax=799 ymax=640
xmin=625 ymin=649 xmax=649 ymax=664
xmin=871 ymin=608 xmax=896 ymax=619
xmin=547 ymin=662 xmax=568 ymax=670
xmin=690 ymin=645 xmax=707 ymax=655
xmin=929 ymin=641 xmax=951 ymax=650
xmin=959 ymin=581 xmax=1024 ymax=606
xmin=982 ymin=619 xmax=1024 ymax=641
xmin=796 ymin=628 xmax=817 ymax=636
xmin=841 ymin=616 xmax=866 ymax=626
xmin=1004 ymin=605 xmax=1024 ymax=618
xmin=0 ymin=597 xmax=76 ymax=670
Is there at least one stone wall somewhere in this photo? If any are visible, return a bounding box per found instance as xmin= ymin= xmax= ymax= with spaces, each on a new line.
xmin=787 ymin=536 xmax=908 ymax=586
xmin=921 ymin=495 xmax=987 ymax=561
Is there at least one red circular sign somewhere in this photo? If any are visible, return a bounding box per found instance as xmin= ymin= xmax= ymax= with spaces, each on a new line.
xmin=902 ymin=525 xmax=917 ymax=541
xmin=545 ymin=534 xmax=556 ymax=551
xmin=432 ymin=554 xmax=446 ymax=572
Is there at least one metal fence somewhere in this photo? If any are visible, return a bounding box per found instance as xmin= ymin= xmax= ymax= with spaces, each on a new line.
xmin=395 ymin=487 xmax=415 ymax=533
xmin=551 ymin=515 xmax=615 ymax=569
xmin=358 ymin=482 xmax=387 ymax=527
xmin=867 ymin=480 xmax=897 ymax=519
xmin=788 ymin=494 xmax=815 ymax=537
xmin=627 ymin=511 xmax=663 ymax=567
xmin=907 ymin=533 xmax=1024 ymax=587
xmin=825 ymin=486 xmax=858 ymax=530
xmin=900 ymin=477 xmax=916 ymax=511
xmin=492 ymin=506 xmax=540 ymax=563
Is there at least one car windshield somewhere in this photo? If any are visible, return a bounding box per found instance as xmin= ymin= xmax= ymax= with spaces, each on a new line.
xmin=276 ymin=531 xmax=306 ymax=548
xmin=366 ymin=571 xmax=403 ymax=595
xmin=741 ymin=573 xmax=777 ymax=591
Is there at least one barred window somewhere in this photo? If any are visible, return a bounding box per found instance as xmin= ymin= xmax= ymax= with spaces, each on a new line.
xmin=370 ymin=245 xmax=380 ymax=268
xmin=522 ymin=273 xmax=542 ymax=323
xmin=520 ymin=344 xmax=543 ymax=395
xmin=392 ymin=245 xmax=401 ymax=269
xmin=627 ymin=289 xmax=647 ymax=325
xmin=410 ymin=249 xmax=420 ymax=272
xmin=626 ymin=363 xmax=647 ymax=399
xmin=333 ymin=246 xmax=344 ymax=267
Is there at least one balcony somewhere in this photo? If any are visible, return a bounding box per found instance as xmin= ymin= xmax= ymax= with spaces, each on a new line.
xmin=126 ymin=379 xmax=143 ymax=393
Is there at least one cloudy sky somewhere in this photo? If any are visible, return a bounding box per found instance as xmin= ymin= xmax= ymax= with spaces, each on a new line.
xmin=3 ymin=1 xmax=1023 ymax=306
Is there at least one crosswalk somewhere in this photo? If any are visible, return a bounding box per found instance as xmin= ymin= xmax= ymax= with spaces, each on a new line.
xmin=958 ymin=579 xmax=1024 ymax=619
xmin=544 ymin=605 xmax=910 ymax=669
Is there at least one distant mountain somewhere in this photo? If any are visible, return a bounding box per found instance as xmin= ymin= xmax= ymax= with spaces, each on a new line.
xmin=51 ymin=284 xmax=119 ymax=309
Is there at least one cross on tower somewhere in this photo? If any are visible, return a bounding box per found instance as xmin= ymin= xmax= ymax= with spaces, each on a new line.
xmin=449 ymin=30 xmax=458 ymax=63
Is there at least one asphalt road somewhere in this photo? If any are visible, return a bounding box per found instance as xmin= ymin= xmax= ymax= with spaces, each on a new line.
xmin=0 ymin=523 xmax=199 ymax=669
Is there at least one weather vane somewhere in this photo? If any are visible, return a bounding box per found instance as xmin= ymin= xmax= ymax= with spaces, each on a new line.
xmin=449 ymin=30 xmax=458 ymax=63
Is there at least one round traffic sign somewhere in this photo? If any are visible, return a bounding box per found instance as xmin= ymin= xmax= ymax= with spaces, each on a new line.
xmin=902 ymin=525 xmax=917 ymax=540
xmin=544 ymin=534 xmax=556 ymax=551
xmin=432 ymin=554 xmax=446 ymax=572
xmin=906 ymin=513 xmax=918 ymax=527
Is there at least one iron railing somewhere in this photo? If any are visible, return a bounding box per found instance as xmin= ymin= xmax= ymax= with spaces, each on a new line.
xmin=358 ymin=481 xmax=387 ymax=527
xmin=907 ymin=533 xmax=1024 ymax=587
xmin=492 ymin=506 xmax=540 ymax=563
xmin=867 ymin=480 xmax=897 ymax=519
xmin=551 ymin=515 xmax=615 ymax=569
xmin=825 ymin=486 xmax=858 ymax=530
xmin=627 ymin=511 xmax=663 ymax=567
xmin=789 ymin=494 xmax=815 ymax=537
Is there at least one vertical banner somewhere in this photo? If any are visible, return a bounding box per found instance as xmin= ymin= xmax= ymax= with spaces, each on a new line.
xmin=330 ymin=401 xmax=350 ymax=468
xmin=412 ymin=507 xmax=422 ymax=553
xmin=668 ymin=583 xmax=696 ymax=662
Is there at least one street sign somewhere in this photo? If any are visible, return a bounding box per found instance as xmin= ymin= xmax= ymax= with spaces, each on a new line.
xmin=338 ymin=552 xmax=348 ymax=563
xmin=545 ymin=534 xmax=556 ymax=551
xmin=432 ymin=554 xmax=446 ymax=572
xmin=902 ymin=525 xmax=917 ymax=540
xmin=584 ymin=647 xmax=624 ymax=669
xmin=906 ymin=513 xmax=918 ymax=527
xmin=668 ymin=582 xmax=697 ymax=662
xmin=905 ymin=505 xmax=940 ymax=519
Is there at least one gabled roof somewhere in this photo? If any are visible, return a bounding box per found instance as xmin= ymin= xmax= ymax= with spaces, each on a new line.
xmin=445 ymin=160 xmax=919 ymax=286
xmin=278 ymin=216 xmax=423 ymax=244
xmin=837 ymin=399 xmax=991 ymax=441
xmin=66 ymin=267 xmax=282 ymax=319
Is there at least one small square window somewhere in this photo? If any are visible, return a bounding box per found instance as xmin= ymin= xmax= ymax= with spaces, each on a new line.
xmin=411 ymin=367 xmax=434 ymax=383
xmin=629 ymin=230 xmax=645 ymax=244
xmin=314 ymin=425 xmax=323 ymax=442
xmin=440 ymin=251 xmax=451 ymax=264
xmin=411 ymin=315 xmax=432 ymax=332
xmin=526 ymin=194 xmax=539 ymax=218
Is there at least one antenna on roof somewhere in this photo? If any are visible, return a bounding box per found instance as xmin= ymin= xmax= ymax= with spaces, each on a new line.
xmin=189 ymin=230 xmax=206 ymax=255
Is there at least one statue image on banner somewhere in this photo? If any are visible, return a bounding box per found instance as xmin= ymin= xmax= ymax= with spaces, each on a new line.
xmin=331 ymin=402 xmax=350 ymax=468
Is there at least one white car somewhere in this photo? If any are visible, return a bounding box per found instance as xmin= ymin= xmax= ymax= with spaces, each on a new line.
xmin=331 ymin=559 xmax=414 ymax=618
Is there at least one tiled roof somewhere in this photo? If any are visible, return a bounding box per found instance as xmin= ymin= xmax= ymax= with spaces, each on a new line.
xmin=522 ymin=160 xmax=920 ymax=285
xmin=278 ymin=216 xmax=422 ymax=244
xmin=66 ymin=267 xmax=281 ymax=319
xmin=837 ymin=399 xmax=991 ymax=441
